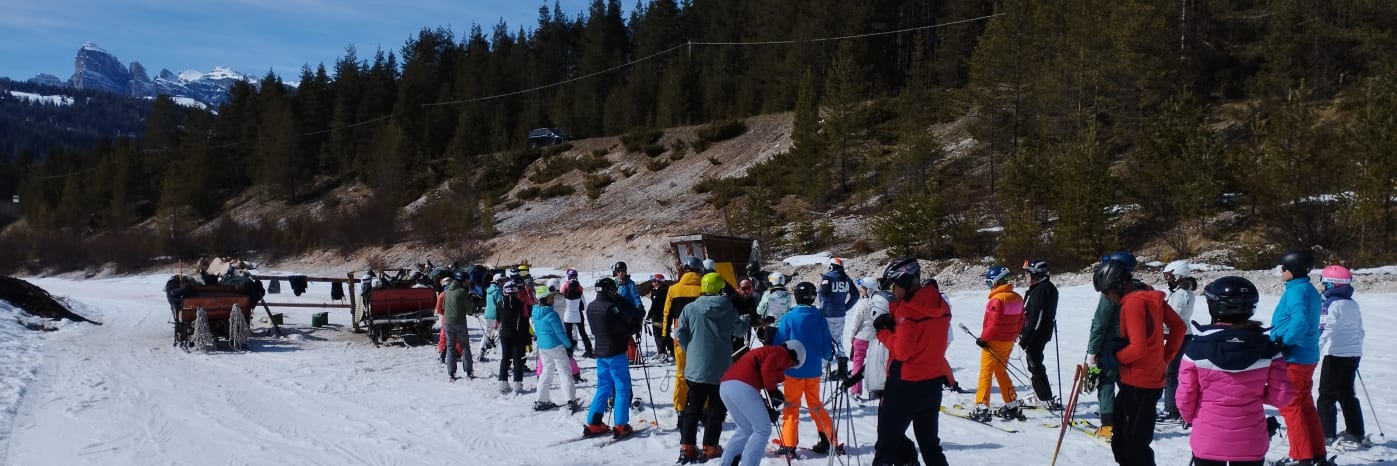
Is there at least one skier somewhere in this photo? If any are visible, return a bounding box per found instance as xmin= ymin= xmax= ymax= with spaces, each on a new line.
xmin=1317 ymin=265 xmax=1367 ymax=449
xmin=1160 ymin=259 xmax=1198 ymax=422
xmin=728 ymin=279 xmax=760 ymax=358
xmin=971 ymin=265 xmax=1024 ymax=420
xmin=1086 ymin=250 xmax=1139 ymax=439
xmin=531 ymin=284 xmax=577 ymax=412
xmin=745 ymin=261 xmax=770 ymax=297
xmin=675 ymin=273 xmax=750 ymax=463
xmin=1271 ymin=250 xmax=1329 ymax=466
xmin=718 ymin=340 xmax=802 ymax=466
xmin=613 ymin=261 xmax=644 ymax=311
xmin=495 ymin=279 xmax=530 ymax=394
xmin=548 ymin=278 xmax=584 ymax=384
xmin=581 ymin=277 xmax=645 ymax=440
xmin=479 ymin=273 xmax=504 ymax=361
xmin=663 ymin=257 xmax=706 ymax=422
xmin=755 ymin=272 xmax=792 ymax=346
xmin=818 ymin=257 xmax=859 ymax=378
xmin=863 ymin=257 xmax=953 ymax=466
xmin=435 ymin=276 xmax=460 ymax=364
xmin=1094 ymin=258 xmax=1185 ymax=466
xmin=844 ymin=277 xmax=879 ymax=398
xmin=772 ymin=282 xmax=842 ymax=458
xmin=1178 ymin=276 xmax=1293 ymax=466
xmin=646 ymin=273 xmax=673 ymax=362
xmin=561 ymin=269 xmax=595 ymax=358
xmin=439 ymin=276 xmax=475 ymax=380
xmin=1019 ymin=260 xmax=1059 ymax=410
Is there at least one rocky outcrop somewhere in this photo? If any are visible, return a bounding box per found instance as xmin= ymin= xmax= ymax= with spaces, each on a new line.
xmin=55 ymin=42 xmax=253 ymax=108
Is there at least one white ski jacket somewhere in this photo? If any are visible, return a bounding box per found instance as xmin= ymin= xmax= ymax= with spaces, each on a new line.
xmin=1320 ymin=298 xmax=1364 ymax=358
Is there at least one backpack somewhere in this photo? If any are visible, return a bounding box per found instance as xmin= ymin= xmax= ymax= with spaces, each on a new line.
xmin=564 ymin=279 xmax=584 ymax=300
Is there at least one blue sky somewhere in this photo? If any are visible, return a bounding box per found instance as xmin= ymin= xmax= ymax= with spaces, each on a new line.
xmin=0 ymin=0 xmax=594 ymax=81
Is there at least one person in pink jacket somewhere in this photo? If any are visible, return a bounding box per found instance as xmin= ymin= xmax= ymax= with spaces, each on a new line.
xmin=1178 ymin=276 xmax=1293 ymax=466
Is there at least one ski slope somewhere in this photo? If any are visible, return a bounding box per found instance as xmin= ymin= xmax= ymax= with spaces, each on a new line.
xmin=2 ymin=273 xmax=1395 ymax=465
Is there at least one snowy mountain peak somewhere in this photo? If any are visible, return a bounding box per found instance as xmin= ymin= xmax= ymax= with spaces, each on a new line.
xmin=80 ymin=42 xmax=107 ymax=54
xmin=177 ymin=69 xmax=204 ymax=82
xmin=54 ymin=44 xmax=259 ymax=108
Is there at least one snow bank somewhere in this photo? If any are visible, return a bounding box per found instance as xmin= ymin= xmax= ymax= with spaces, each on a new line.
xmin=0 ymin=300 xmax=45 ymax=461
xmin=783 ymin=252 xmax=831 ymax=268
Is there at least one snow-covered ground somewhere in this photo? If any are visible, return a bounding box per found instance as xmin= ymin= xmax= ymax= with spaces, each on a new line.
xmin=6 ymin=91 xmax=74 ymax=106
xmin=3 ymin=273 xmax=1395 ymax=465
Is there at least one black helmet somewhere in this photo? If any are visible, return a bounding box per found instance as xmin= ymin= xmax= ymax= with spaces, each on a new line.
xmin=1024 ymin=259 xmax=1050 ymax=279
xmin=1101 ymin=251 xmax=1137 ymax=271
xmin=611 ymin=261 xmax=628 ymax=275
xmin=594 ymin=277 xmax=618 ymax=294
xmin=793 ymin=282 xmax=818 ymax=305
xmin=1203 ymin=276 xmax=1259 ymax=321
xmin=682 ymin=257 xmax=704 ymax=273
xmin=1279 ymin=249 xmax=1314 ymax=277
xmin=1093 ymin=259 xmax=1131 ymax=294
xmin=880 ymin=257 xmax=921 ymax=291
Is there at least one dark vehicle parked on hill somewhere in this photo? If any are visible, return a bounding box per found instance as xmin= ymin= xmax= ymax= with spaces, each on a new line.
xmin=527 ymin=128 xmax=569 ymax=148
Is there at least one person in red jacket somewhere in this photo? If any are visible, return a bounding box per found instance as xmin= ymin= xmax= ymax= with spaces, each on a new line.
xmin=1095 ymin=259 xmax=1185 ymax=466
xmin=856 ymin=257 xmax=953 ymax=466
xmin=972 ymin=265 xmax=1025 ymax=420
xmin=717 ymin=340 xmax=802 ymax=466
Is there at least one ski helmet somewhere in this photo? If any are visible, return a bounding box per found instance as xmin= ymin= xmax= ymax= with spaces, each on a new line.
xmin=594 ymin=277 xmax=618 ymax=294
xmin=517 ymin=264 xmax=531 ymax=277
xmin=502 ymin=280 xmax=518 ymax=294
xmin=547 ymin=278 xmax=561 ymax=291
xmin=1321 ymin=265 xmax=1353 ymax=285
xmin=828 ymin=257 xmax=845 ymax=271
xmin=535 ymin=285 xmax=552 ymax=298
xmin=440 ymin=276 xmax=455 ymax=288
xmin=1163 ymin=260 xmax=1191 ymax=278
xmin=702 ymin=258 xmax=716 ymax=273
xmin=566 ymin=268 xmax=578 ymax=279
xmin=1024 ymin=260 xmax=1050 ymax=280
xmin=506 ymin=268 xmax=521 ymax=279
xmin=880 ymin=257 xmax=921 ymax=291
xmin=701 ymin=273 xmax=726 ymax=295
xmin=985 ymin=265 xmax=1011 ymax=288
xmin=1100 ymin=251 xmax=1138 ymax=271
xmin=682 ymin=257 xmax=704 ymax=273
xmin=768 ymin=272 xmax=788 ymax=287
xmin=651 ymin=273 xmax=666 ymax=282
xmin=1093 ymin=259 xmax=1131 ymax=295
xmin=1279 ymin=249 xmax=1315 ymax=277
xmin=793 ymin=282 xmax=818 ymax=305
xmin=856 ymin=276 xmax=880 ymax=292
xmin=493 ymin=273 xmax=506 ymax=283
xmin=1203 ymin=276 xmax=1259 ymax=322
xmin=611 ymin=261 xmax=627 ymax=275
xmin=783 ymin=339 xmax=807 ymax=368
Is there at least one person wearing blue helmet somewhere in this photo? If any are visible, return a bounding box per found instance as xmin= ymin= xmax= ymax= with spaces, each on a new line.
xmin=1085 ymin=250 xmax=1140 ymax=439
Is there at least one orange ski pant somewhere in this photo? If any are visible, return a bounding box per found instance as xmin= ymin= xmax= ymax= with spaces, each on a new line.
xmin=780 ymin=376 xmax=836 ymax=447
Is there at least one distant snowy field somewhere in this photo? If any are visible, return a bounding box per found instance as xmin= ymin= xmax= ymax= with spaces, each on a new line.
xmin=2 ymin=272 xmax=1394 ymax=465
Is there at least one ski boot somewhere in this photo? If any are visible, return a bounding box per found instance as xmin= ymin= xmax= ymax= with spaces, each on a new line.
xmin=810 ymin=433 xmax=845 ymax=455
xmin=582 ymin=423 xmax=611 ymax=438
xmin=533 ymin=401 xmax=560 ymax=411
xmin=774 ymin=445 xmax=798 ymax=461
xmin=1156 ymin=410 xmax=1182 ymax=422
xmin=567 ymin=399 xmax=582 ymax=413
xmin=702 ymin=445 xmax=724 ymax=461
xmin=439 ymin=350 xmax=447 ymax=364
xmin=612 ymin=423 xmax=635 ymax=440
xmin=1331 ymin=431 xmax=1372 ymax=450
xmin=498 ymin=380 xmax=513 ymax=394
xmin=1094 ymin=424 xmax=1113 ymax=439
xmin=677 ymin=444 xmax=701 ymax=464
xmin=969 ymin=405 xmax=994 ymax=423
xmin=996 ymin=400 xmax=1025 ymax=421
xmin=511 ymin=381 xmax=524 ymax=393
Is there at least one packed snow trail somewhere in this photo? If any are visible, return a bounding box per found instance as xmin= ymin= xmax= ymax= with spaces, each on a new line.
xmin=3 ymin=274 xmax=1395 ymax=465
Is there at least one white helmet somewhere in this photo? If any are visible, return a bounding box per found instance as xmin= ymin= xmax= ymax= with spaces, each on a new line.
xmin=702 ymin=258 xmax=716 ymax=273
xmin=857 ymin=276 xmax=880 ymax=292
xmin=768 ymin=272 xmax=788 ymax=287
xmin=1163 ymin=260 xmax=1191 ymax=278
xmin=782 ymin=339 xmax=806 ymax=368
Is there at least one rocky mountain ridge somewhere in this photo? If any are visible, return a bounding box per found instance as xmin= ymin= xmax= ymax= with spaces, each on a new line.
xmin=31 ymin=42 xmax=255 ymax=109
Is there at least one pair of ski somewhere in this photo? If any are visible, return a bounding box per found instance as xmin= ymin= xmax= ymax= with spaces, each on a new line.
xmin=547 ymin=423 xmax=653 ymax=448
xmin=766 ymin=438 xmax=842 ymax=464
xmin=939 ymin=405 xmax=1022 ymax=433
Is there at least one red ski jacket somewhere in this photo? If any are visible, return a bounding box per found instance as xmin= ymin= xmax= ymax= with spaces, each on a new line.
xmin=722 ymin=345 xmax=793 ymax=392
xmin=876 ymin=285 xmax=952 ymax=383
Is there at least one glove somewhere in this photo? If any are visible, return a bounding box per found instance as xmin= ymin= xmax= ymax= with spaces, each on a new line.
xmin=767 ymin=406 xmax=780 ymax=424
xmin=974 ymin=337 xmax=988 ymax=349
xmin=767 ymin=389 xmax=785 ymax=409
xmin=1266 ymin=416 xmax=1281 ymax=438
xmin=872 ymin=314 xmax=894 ymax=331
xmin=840 ymin=370 xmax=864 ymax=391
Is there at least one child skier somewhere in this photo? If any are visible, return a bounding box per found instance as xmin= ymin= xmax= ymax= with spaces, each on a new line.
xmin=1318 ymin=265 xmax=1367 ymax=449
xmin=844 ymin=277 xmax=879 ymax=398
xmin=755 ymin=272 xmax=791 ymax=345
xmin=1178 ymin=276 xmax=1292 ymax=466
xmin=718 ymin=341 xmax=802 ymax=466
xmin=972 ymin=265 xmax=1025 ymax=420
xmin=772 ymin=282 xmax=842 ymax=458
xmin=531 ymin=285 xmax=578 ymax=412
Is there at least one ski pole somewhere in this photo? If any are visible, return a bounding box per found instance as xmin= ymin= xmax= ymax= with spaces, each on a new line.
xmin=1357 ymin=369 xmax=1386 ymax=438
xmin=958 ymin=323 xmax=1031 ymax=387
xmin=1054 ymin=321 xmax=1062 ymax=404
xmin=638 ymin=348 xmax=661 ymax=428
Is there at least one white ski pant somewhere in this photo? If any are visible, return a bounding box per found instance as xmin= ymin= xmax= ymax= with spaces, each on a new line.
xmin=537 ymin=346 xmax=575 ymax=404
xmin=827 ymin=317 xmax=846 ymax=358
xmin=719 ymin=380 xmax=771 ymax=466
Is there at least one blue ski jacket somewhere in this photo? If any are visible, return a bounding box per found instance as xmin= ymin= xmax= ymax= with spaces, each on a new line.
xmin=773 ymin=304 xmax=833 ymax=378
xmin=818 ymin=270 xmax=859 ymax=319
xmin=1271 ymin=277 xmax=1321 ymax=364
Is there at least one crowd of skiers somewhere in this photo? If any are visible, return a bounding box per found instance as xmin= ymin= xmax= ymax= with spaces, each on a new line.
xmin=424 ymin=248 xmax=1368 ymax=466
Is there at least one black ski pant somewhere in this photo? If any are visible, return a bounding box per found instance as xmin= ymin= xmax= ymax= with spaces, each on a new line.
xmin=1024 ymin=340 xmax=1054 ymax=403
xmin=1318 ymin=355 xmax=1364 ymax=439
xmin=1163 ymin=334 xmax=1193 ymax=416
xmin=872 ymin=362 xmax=948 ymax=466
xmin=650 ymin=321 xmax=670 ymax=356
xmin=1111 ymin=382 xmax=1162 ymax=466
xmin=681 ymin=381 xmax=728 ymax=447
xmin=566 ymin=322 xmax=594 ymax=355
xmin=1192 ymin=458 xmax=1263 ymax=466
xmin=497 ymin=335 xmax=526 ymax=382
